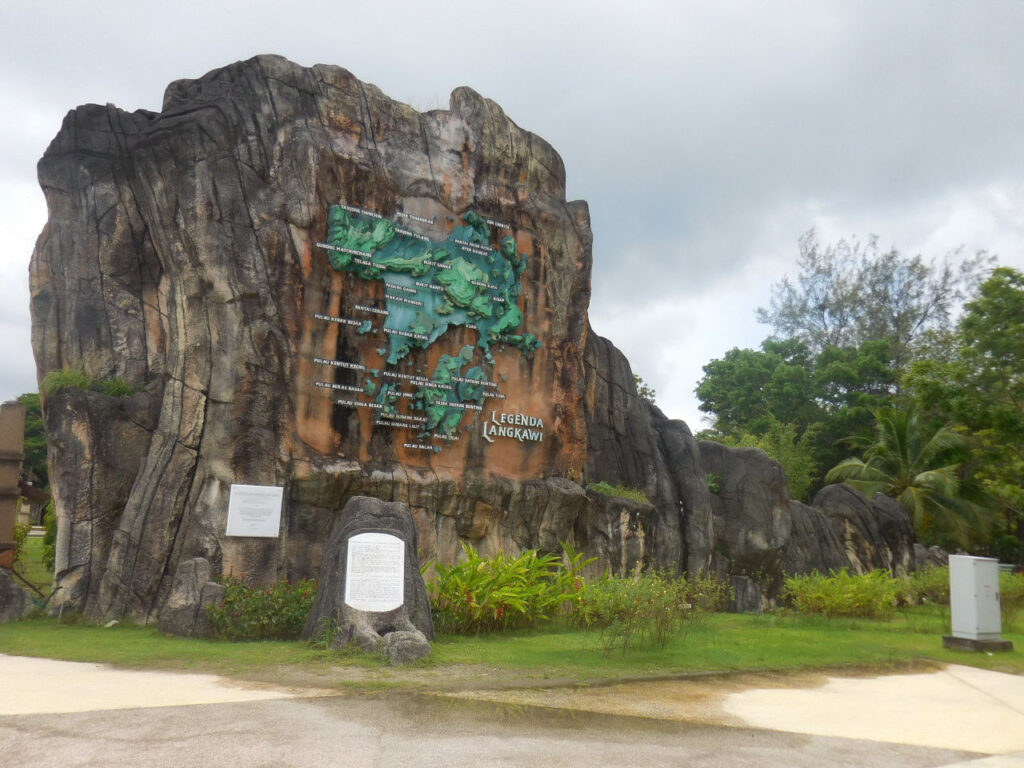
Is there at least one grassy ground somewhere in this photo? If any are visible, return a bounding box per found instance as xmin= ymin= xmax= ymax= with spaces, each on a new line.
xmin=1 ymin=607 xmax=1021 ymax=691
xmin=11 ymin=535 xmax=52 ymax=599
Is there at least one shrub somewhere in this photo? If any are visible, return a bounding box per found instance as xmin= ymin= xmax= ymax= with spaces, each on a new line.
xmin=586 ymin=481 xmax=650 ymax=504
xmin=575 ymin=571 xmax=730 ymax=654
xmin=781 ymin=569 xmax=901 ymax=619
xmin=206 ymin=575 xmax=317 ymax=640
xmin=1001 ymin=572 xmax=1024 ymax=629
xmin=11 ymin=523 xmax=30 ymax=566
xmin=427 ymin=542 xmax=593 ymax=635
xmin=904 ymin=565 xmax=950 ymax=606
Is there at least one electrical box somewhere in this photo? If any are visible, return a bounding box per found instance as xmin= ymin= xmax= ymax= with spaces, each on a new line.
xmin=949 ymin=555 xmax=1002 ymax=641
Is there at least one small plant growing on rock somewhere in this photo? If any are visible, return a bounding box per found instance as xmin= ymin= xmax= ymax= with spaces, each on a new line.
xmin=586 ymin=481 xmax=650 ymax=504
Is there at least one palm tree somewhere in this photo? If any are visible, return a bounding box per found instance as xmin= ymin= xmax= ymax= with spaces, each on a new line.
xmin=825 ymin=408 xmax=991 ymax=549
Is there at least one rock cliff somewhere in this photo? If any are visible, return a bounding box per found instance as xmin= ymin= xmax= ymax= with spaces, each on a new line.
xmin=30 ymin=56 xmax=915 ymax=624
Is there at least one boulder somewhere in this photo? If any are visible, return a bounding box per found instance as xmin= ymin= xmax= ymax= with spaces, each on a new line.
xmin=783 ymin=500 xmax=850 ymax=576
xmin=811 ymin=484 xmax=917 ymax=576
xmin=699 ymin=441 xmax=792 ymax=596
xmin=302 ymin=496 xmax=434 ymax=662
xmin=156 ymin=557 xmax=225 ymax=637
xmin=0 ymin=569 xmax=35 ymax=623
xmin=914 ymin=543 xmax=949 ymax=569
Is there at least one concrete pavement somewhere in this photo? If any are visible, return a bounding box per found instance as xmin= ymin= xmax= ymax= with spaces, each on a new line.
xmin=2 ymin=653 xmax=1023 ymax=767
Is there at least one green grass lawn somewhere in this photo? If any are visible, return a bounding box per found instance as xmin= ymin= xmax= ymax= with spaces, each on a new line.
xmin=11 ymin=535 xmax=52 ymax=598
xmin=1 ymin=607 xmax=1020 ymax=690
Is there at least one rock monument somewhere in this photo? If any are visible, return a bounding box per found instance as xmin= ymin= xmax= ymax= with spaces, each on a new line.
xmin=302 ymin=496 xmax=433 ymax=663
xmin=29 ymin=56 xmax=917 ymax=626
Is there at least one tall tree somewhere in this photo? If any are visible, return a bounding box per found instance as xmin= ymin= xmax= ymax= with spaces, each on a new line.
xmin=16 ymin=393 xmax=47 ymax=488
xmin=696 ymin=338 xmax=897 ymax=499
xmin=696 ymin=339 xmax=819 ymax=437
xmin=756 ymin=230 xmax=992 ymax=370
xmin=906 ymin=267 xmax=1024 ymax=562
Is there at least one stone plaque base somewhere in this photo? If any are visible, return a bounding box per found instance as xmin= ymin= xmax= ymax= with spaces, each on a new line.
xmin=942 ymin=635 xmax=1014 ymax=652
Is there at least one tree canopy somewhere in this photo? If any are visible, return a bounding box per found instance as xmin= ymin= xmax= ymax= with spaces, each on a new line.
xmin=905 ymin=267 xmax=1024 ymax=561
xmin=697 ymin=233 xmax=1015 ymax=560
xmin=825 ymin=408 xmax=991 ymax=549
xmin=16 ymin=393 xmax=47 ymax=488
xmin=756 ymin=230 xmax=992 ymax=369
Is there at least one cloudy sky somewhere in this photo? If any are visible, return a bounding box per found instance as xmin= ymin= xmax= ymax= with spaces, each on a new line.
xmin=2 ymin=1 xmax=1022 ymax=429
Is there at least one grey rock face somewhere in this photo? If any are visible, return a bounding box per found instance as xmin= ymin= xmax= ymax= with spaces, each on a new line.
xmin=730 ymin=574 xmax=764 ymax=614
xmin=783 ymin=501 xmax=851 ymax=576
xmin=699 ymin=440 xmax=792 ymax=594
xmin=812 ymin=484 xmax=917 ymax=576
xmin=156 ymin=557 xmax=225 ymax=637
xmin=302 ymin=496 xmax=434 ymax=660
xmin=583 ymin=333 xmax=715 ymax=575
xmin=0 ymin=569 xmax=35 ymax=623
xmin=914 ymin=543 xmax=949 ymax=569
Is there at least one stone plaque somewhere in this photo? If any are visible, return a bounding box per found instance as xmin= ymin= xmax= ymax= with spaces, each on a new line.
xmin=224 ymin=484 xmax=283 ymax=538
xmin=344 ymin=532 xmax=405 ymax=612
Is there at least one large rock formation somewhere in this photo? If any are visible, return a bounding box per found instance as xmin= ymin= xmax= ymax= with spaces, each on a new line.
xmin=29 ymin=56 xmax=915 ymax=624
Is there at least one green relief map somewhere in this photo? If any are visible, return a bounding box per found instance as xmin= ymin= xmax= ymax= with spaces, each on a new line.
xmin=316 ymin=204 xmax=541 ymax=451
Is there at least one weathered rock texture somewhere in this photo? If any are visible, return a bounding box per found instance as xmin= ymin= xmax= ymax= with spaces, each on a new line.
xmin=811 ymin=485 xmax=917 ymax=577
xmin=0 ymin=569 xmax=35 ymax=623
xmin=29 ymin=56 xmax=917 ymax=623
xmin=302 ymin=496 xmax=433 ymax=663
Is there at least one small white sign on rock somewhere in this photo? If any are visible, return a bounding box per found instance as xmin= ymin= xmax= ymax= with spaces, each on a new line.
xmin=224 ymin=484 xmax=284 ymax=538
xmin=344 ymin=532 xmax=405 ymax=612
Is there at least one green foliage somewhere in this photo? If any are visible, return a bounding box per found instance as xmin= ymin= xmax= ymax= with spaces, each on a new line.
xmin=40 ymin=369 xmax=133 ymax=398
xmin=632 ymin=374 xmax=656 ymax=404
xmin=12 ymin=536 xmax=52 ymax=597
xmin=697 ymin=339 xmax=819 ymax=437
xmin=1001 ymin=571 xmax=1024 ymax=629
xmin=41 ymin=503 xmax=56 ymax=572
xmin=16 ymin=393 xmax=47 ymax=487
xmin=781 ymin=569 xmax=903 ymax=619
xmin=906 ymin=267 xmax=1024 ymax=564
xmin=705 ymin=472 xmax=720 ymax=494
xmin=11 ymin=523 xmax=30 ymax=566
xmin=205 ymin=576 xmax=317 ymax=641
xmin=826 ymin=408 xmax=992 ymax=549
xmin=904 ymin=565 xmax=950 ymax=606
xmin=696 ymin=338 xmax=897 ymax=500
xmin=756 ymin=230 xmax=991 ymax=365
xmin=719 ymin=417 xmax=820 ymax=502
xmin=427 ymin=543 xmax=594 ymax=635
xmin=899 ymin=566 xmax=1024 ymax=629
xmin=575 ymin=571 xmax=730 ymax=654
xmin=586 ymin=481 xmax=650 ymax=504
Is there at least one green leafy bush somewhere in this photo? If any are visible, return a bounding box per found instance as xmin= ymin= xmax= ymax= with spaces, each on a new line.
xmin=586 ymin=481 xmax=650 ymax=504
xmin=1001 ymin=571 xmax=1024 ymax=628
xmin=206 ymin=575 xmax=317 ymax=641
xmin=781 ymin=569 xmax=902 ymax=619
xmin=11 ymin=523 xmax=30 ymax=566
xmin=427 ymin=543 xmax=593 ymax=635
xmin=903 ymin=565 xmax=950 ymax=606
xmin=576 ymin=571 xmax=730 ymax=653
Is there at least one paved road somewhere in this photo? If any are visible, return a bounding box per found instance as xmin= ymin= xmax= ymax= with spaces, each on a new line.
xmin=2 ymin=655 xmax=1023 ymax=767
